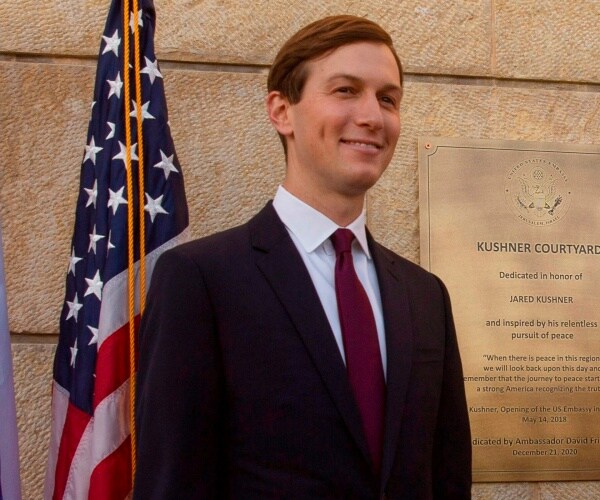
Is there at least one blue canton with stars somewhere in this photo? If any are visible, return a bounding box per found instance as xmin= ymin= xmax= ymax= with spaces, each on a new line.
xmin=55 ymin=0 xmax=189 ymax=416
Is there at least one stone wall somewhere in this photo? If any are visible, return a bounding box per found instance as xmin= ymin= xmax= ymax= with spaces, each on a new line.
xmin=1 ymin=0 xmax=599 ymax=498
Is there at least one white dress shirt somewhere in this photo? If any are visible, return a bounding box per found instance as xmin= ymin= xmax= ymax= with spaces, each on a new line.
xmin=272 ymin=186 xmax=387 ymax=376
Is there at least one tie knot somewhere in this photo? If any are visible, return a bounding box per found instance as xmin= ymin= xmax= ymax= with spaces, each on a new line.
xmin=330 ymin=228 xmax=355 ymax=255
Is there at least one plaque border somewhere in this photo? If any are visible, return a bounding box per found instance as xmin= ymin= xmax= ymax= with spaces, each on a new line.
xmin=418 ymin=136 xmax=600 ymax=482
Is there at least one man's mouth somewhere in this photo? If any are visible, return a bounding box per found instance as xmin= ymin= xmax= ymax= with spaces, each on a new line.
xmin=341 ymin=139 xmax=382 ymax=150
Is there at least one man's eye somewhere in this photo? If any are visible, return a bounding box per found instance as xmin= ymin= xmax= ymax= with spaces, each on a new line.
xmin=380 ymin=95 xmax=397 ymax=107
xmin=335 ymin=87 xmax=354 ymax=94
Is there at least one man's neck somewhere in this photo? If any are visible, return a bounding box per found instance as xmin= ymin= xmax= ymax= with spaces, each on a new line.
xmin=281 ymin=181 xmax=365 ymax=227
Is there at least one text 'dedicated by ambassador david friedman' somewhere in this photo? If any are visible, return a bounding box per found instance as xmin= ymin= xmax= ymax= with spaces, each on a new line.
xmin=419 ymin=137 xmax=600 ymax=482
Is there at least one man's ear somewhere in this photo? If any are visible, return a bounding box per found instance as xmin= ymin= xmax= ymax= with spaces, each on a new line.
xmin=266 ymin=91 xmax=293 ymax=137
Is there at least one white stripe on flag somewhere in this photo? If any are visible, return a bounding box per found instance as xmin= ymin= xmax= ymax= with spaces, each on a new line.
xmin=63 ymin=381 xmax=130 ymax=500
xmin=98 ymin=227 xmax=190 ymax=347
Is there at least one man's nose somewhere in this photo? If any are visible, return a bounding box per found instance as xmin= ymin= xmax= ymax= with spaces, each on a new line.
xmin=354 ymin=93 xmax=384 ymax=130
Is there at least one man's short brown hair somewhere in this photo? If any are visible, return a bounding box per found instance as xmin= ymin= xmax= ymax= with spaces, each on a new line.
xmin=267 ymin=15 xmax=403 ymax=104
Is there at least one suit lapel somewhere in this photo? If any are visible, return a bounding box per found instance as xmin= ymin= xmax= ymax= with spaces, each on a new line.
xmin=248 ymin=203 xmax=372 ymax=465
xmin=369 ymin=238 xmax=415 ymax=489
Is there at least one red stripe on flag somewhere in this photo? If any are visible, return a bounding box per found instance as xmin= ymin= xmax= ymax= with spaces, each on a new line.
xmin=88 ymin=435 xmax=132 ymax=499
xmin=53 ymin=402 xmax=91 ymax=500
xmin=93 ymin=316 xmax=139 ymax=408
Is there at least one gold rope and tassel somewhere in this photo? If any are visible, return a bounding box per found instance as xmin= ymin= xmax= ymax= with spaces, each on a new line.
xmin=122 ymin=0 xmax=146 ymax=482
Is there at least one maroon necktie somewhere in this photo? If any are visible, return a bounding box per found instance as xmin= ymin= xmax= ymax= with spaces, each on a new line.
xmin=330 ymin=228 xmax=385 ymax=475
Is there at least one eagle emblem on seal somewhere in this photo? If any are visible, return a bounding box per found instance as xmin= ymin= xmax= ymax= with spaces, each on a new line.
xmin=517 ymin=168 xmax=562 ymax=216
xmin=505 ymin=159 xmax=571 ymax=226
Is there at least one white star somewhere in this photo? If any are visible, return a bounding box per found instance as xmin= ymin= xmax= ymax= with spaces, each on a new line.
xmin=68 ymin=247 xmax=82 ymax=276
xmin=153 ymin=150 xmax=178 ymax=179
xmin=102 ymin=29 xmax=121 ymax=56
xmin=107 ymin=72 xmax=123 ymax=99
xmin=70 ymin=338 xmax=78 ymax=367
xmin=84 ymin=179 xmax=98 ymax=208
xmin=112 ymin=141 xmax=138 ymax=166
xmin=107 ymin=186 xmax=128 ymax=215
xmin=88 ymin=225 xmax=105 ymax=254
xmin=88 ymin=326 xmax=99 ymax=346
xmin=130 ymin=100 xmax=155 ymax=121
xmin=129 ymin=9 xmax=143 ymax=33
xmin=145 ymin=193 xmax=169 ymax=222
xmin=66 ymin=293 xmax=83 ymax=322
xmin=140 ymin=56 xmax=163 ymax=84
xmin=84 ymin=270 xmax=104 ymax=301
xmin=84 ymin=136 xmax=103 ymax=165
xmin=106 ymin=121 xmax=116 ymax=140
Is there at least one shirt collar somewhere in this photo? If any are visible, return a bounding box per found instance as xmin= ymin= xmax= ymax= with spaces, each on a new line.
xmin=272 ymin=185 xmax=372 ymax=258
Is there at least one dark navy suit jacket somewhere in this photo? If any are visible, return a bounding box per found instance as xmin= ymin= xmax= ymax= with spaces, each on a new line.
xmin=134 ymin=202 xmax=472 ymax=499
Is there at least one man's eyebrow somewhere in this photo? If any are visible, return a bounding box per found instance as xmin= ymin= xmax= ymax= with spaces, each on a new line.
xmin=380 ymin=83 xmax=403 ymax=97
xmin=326 ymin=73 xmax=403 ymax=94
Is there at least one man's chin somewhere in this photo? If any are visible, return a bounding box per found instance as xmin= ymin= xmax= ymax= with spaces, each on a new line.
xmin=345 ymin=166 xmax=388 ymax=191
xmin=340 ymin=177 xmax=382 ymax=198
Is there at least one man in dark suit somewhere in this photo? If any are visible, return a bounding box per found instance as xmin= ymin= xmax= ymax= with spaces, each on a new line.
xmin=134 ymin=15 xmax=471 ymax=499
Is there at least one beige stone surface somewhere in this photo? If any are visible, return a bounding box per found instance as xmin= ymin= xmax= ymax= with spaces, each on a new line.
xmin=154 ymin=0 xmax=492 ymax=76
xmin=4 ymin=1 xmax=599 ymax=82
xmin=164 ymin=69 xmax=282 ymax=236
xmin=0 ymin=0 xmax=108 ymax=56
xmin=495 ymin=0 xmax=600 ymax=83
xmin=0 ymin=62 xmax=93 ymax=335
xmin=472 ymin=482 xmax=538 ymax=499
xmin=470 ymin=481 xmax=600 ymax=499
xmin=13 ymin=343 xmax=55 ymax=500
xmin=1 ymin=0 xmax=491 ymax=75
xmin=539 ymin=481 xmax=600 ymax=499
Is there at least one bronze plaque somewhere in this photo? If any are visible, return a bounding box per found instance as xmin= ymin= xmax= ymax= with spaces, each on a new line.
xmin=419 ymin=137 xmax=600 ymax=482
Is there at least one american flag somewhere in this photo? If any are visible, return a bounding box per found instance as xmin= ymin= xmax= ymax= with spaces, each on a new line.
xmin=44 ymin=0 xmax=189 ymax=498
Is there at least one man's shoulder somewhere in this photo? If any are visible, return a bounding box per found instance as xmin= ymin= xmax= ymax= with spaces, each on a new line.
xmin=370 ymin=239 xmax=432 ymax=277
xmin=159 ymin=201 xmax=281 ymax=263
xmin=370 ymin=238 xmax=446 ymax=293
xmin=175 ymin=222 xmax=249 ymax=257
xmin=161 ymin=221 xmax=251 ymax=270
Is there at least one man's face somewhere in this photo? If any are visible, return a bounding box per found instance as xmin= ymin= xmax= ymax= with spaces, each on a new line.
xmin=283 ymin=41 xmax=402 ymax=203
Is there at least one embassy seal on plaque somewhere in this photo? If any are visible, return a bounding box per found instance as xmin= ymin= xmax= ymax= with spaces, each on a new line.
xmin=419 ymin=137 xmax=600 ymax=482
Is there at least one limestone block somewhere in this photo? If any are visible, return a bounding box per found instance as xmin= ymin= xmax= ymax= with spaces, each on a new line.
xmin=0 ymin=62 xmax=94 ymax=335
xmin=164 ymin=69 xmax=282 ymax=238
xmin=0 ymin=0 xmax=107 ymax=56
xmin=369 ymin=81 xmax=600 ymax=263
xmin=495 ymin=0 xmax=600 ymax=83
xmin=154 ymin=0 xmax=491 ymax=76
xmin=1 ymin=0 xmax=491 ymax=76
xmin=539 ymin=481 xmax=600 ymax=499
xmin=0 ymin=62 xmax=281 ymax=334
xmin=472 ymin=482 xmax=538 ymax=498
xmin=13 ymin=342 xmax=55 ymax=500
